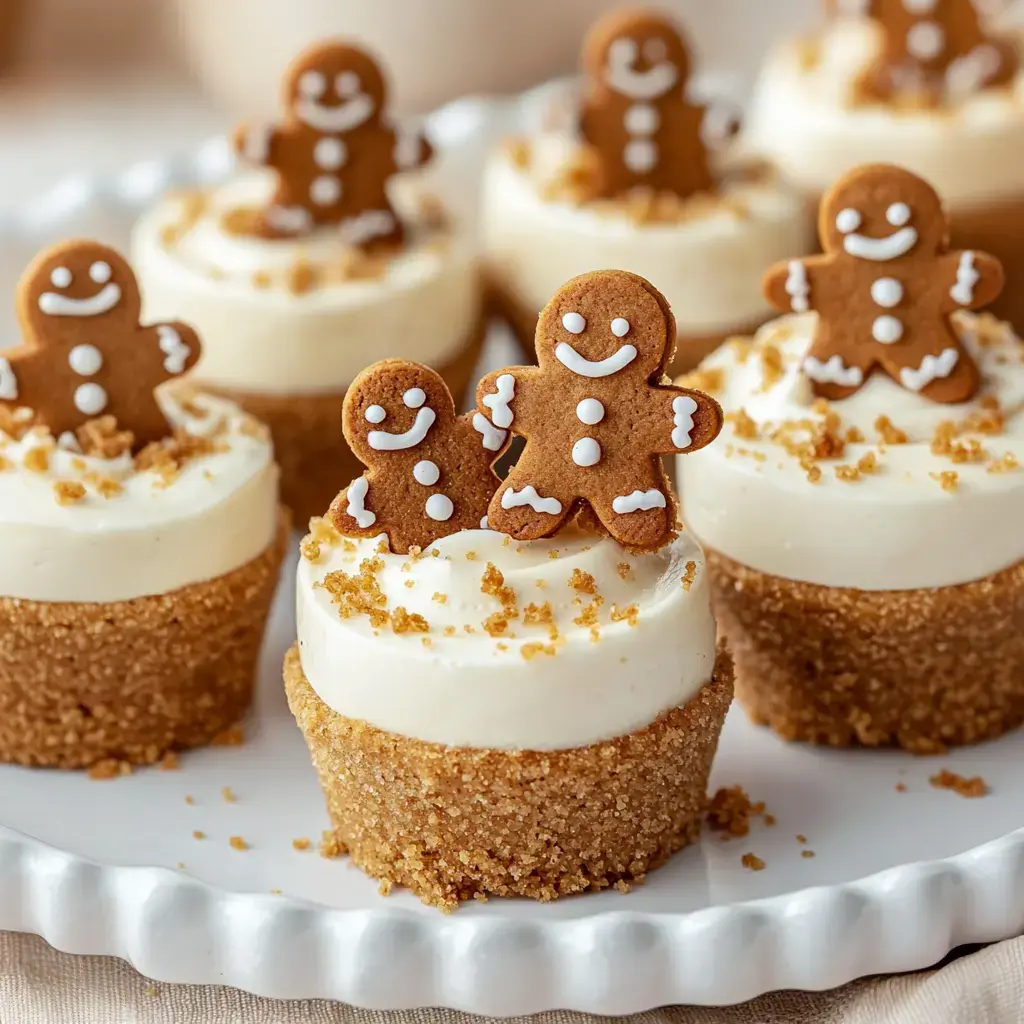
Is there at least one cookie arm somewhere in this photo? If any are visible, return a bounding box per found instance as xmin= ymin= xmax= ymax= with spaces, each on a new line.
xmin=328 ymin=473 xmax=382 ymax=538
xmin=231 ymin=121 xmax=284 ymax=169
xmin=475 ymin=367 xmax=542 ymax=437
xmin=151 ymin=322 xmax=203 ymax=381
xmin=642 ymin=384 xmax=724 ymax=456
xmin=393 ymin=121 xmax=434 ymax=173
xmin=763 ymin=255 xmax=825 ymax=316
xmin=0 ymin=351 xmax=19 ymax=402
xmin=942 ymin=250 xmax=1005 ymax=314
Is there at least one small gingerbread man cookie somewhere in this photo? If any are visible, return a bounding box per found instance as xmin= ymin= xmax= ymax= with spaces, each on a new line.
xmin=233 ymin=40 xmax=433 ymax=247
xmin=0 ymin=240 xmax=201 ymax=448
xmin=331 ymin=359 xmax=504 ymax=553
xmin=845 ymin=0 xmax=1018 ymax=102
xmin=476 ymin=270 xmax=723 ymax=551
xmin=764 ymin=163 xmax=1003 ymax=403
xmin=578 ymin=8 xmax=718 ymax=199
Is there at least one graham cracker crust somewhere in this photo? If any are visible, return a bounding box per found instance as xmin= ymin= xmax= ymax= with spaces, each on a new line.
xmin=486 ymin=273 xmax=764 ymax=376
xmin=204 ymin=317 xmax=487 ymax=525
xmin=706 ymin=548 xmax=1024 ymax=753
xmin=284 ymin=643 xmax=734 ymax=911
xmin=0 ymin=511 xmax=289 ymax=769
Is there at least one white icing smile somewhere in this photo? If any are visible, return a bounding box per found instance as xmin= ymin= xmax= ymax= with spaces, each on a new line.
xmin=367 ymin=407 xmax=436 ymax=451
xmin=555 ymin=341 xmax=638 ymax=378
xmin=296 ymin=95 xmax=375 ymax=134
xmin=843 ymin=228 xmax=919 ymax=262
xmin=604 ymin=37 xmax=679 ymax=100
xmin=38 ymin=283 xmax=122 ymax=318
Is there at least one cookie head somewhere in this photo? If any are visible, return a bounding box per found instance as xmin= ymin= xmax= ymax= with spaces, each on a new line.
xmin=18 ymin=240 xmax=140 ymax=342
xmin=283 ymin=41 xmax=385 ymax=134
xmin=343 ymin=360 xmax=455 ymax=465
xmin=820 ymin=164 xmax=946 ymax=261
xmin=536 ymin=270 xmax=676 ymax=382
xmin=584 ymin=8 xmax=689 ymax=102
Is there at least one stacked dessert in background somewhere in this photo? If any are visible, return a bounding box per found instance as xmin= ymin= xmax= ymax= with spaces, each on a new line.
xmin=481 ymin=7 xmax=812 ymax=375
xmin=286 ymin=269 xmax=733 ymax=909
xmin=0 ymin=240 xmax=285 ymax=767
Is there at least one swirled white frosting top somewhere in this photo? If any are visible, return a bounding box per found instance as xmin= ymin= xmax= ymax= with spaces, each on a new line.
xmin=747 ymin=18 xmax=1024 ymax=206
xmin=677 ymin=312 xmax=1024 ymax=591
xmin=296 ymin=522 xmax=716 ymax=750
xmin=132 ymin=174 xmax=480 ymax=395
xmin=0 ymin=391 xmax=278 ymax=603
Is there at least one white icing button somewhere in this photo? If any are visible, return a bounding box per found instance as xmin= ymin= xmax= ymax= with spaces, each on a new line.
xmin=610 ymin=317 xmax=631 ymax=338
xmin=907 ymin=20 xmax=945 ymax=61
xmin=403 ymin=387 xmax=426 ymax=409
xmin=873 ymin=315 xmax=904 ymax=344
xmin=74 ymin=382 xmax=107 ymax=416
xmin=314 ymin=136 xmax=347 ymax=170
xmin=413 ymin=460 xmax=440 ymax=486
xmin=336 ymin=71 xmax=361 ymax=97
xmin=68 ymin=344 xmax=103 ymax=377
xmin=562 ymin=312 xmax=586 ymax=334
xmin=425 ymin=493 xmax=454 ymax=522
xmin=365 ymin=404 xmax=386 ymax=424
xmin=871 ymin=277 xmax=904 ymax=309
xmin=887 ymin=202 xmax=912 ymax=227
xmin=310 ymin=175 xmax=341 ymax=206
xmin=623 ymin=138 xmax=657 ymax=174
xmin=50 ymin=266 xmax=72 ymax=289
xmin=624 ymin=103 xmax=659 ymax=135
xmin=299 ymin=70 xmax=326 ymax=98
xmin=572 ymin=437 xmax=602 ymax=467
xmin=576 ymin=398 xmax=605 ymax=425
xmin=89 ymin=261 xmax=112 ymax=284
xmin=835 ymin=208 xmax=862 ymax=234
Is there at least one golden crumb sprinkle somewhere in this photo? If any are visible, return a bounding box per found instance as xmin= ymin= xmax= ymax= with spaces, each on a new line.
xmin=616 ymin=561 xmax=632 ymax=580
xmin=845 ymin=426 xmax=866 ymax=444
xmin=86 ymin=758 xmax=132 ymax=780
xmin=421 ymin=637 xmax=433 ymax=649
xmin=24 ymin=446 xmax=50 ymax=473
xmin=376 ymin=538 xmax=389 ymax=554
xmin=212 ymin=725 xmax=245 ymax=747
xmin=874 ymin=415 xmax=908 ymax=445
xmin=304 ymin=517 xmax=341 ymax=553
xmin=77 ymin=415 xmax=134 ymax=458
xmin=758 ymin=343 xmax=784 ymax=391
xmin=857 ymin=452 xmax=879 ymax=475
xmin=192 ymin=830 xmax=205 ymax=840
xmin=547 ymin=550 xmax=560 ymax=560
xmin=222 ymin=786 xmax=237 ymax=803
xmin=589 ymin=627 xmax=601 ymax=643
xmin=805 ymin=464 xmax=823 ymax=484
xmin=835 ymin=464 xmax=861 ymax=482
xmin=930 ymin=470 xmax=960 ymax=493
xmin=136 ymin=429 xmax=218 ymax=484
xmin=444 ymin=626 xmax=456 ymax=637
xmin=93 ymin=476 xmax=123 ymax=499
xmin=895 ymin=783 xmax=907 ymax=793
xmin=184 ymin=795 xmax=195 ymax=806
xmin=319 ymin=558 xmax=389 ymax=628
xmin=404 ymin=579 xmax=415 ymax=589
xmin=292 ymin=837 xmax=311 ymax=851
xmin=521 ymin=641 xmax=558 ymax=660
xmin=764 ymin=814 xmax=776 ymax=827
xmin=496 ymin=642 xmax=509 ymax=652
xmin=988 ymin=452 xmax=1020 ymax=474
xmin=53 ymin=480 xmax=86 ymax=506
xmin=678 ymin=367 xmax=725 ymax=395
xmin=801 ymin=850 xmax=816 ymax=859
xmin=505 ymin=136 xmax=531 ymax=169
xmin=796 ymin=834 xmax=807 ymax=844
xmin=159 ymin=751 xmax=180 ymax=771
xmin=706 ymin=786 xmax=767 ymax=838
xmin=229 ymin=836 xmax=249 ymax=851
xmin=681 ymin=560 xmax=697 ymax=591
xmin=432 ymin=592 xmax=448 ymax=604
xmin=609 ymin=603 xmax=639 ymax=627
xmin=392 ymin=607 xmax=430 ymax=635
xmin=568 ymin=568 xmax=597 ymax=594
xmin=573 ymin=596 xmax=604 ymax=628
xmin=741 ymin=853 xmax=766 ymax=872
xmin=319 ymin=830 xmax=346 ymax=859
xmin=523 ymin=600 xmax=556 ymax=632
xmin=726 ymin=408 xmax=759 ymax=440
xmin=482 ymin=612 xmax=510 ymax=637
xmin=465 ymin=551 xmax=478 ymax=561
xmin=929 ymin=769 xmax=988 ymax=798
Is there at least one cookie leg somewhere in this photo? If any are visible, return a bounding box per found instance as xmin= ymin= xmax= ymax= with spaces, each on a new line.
xmin=488 ymin=473 xmax=573 ymax=541
xmin=587 ymin=479 xmax=673 ymax=550
xmin=802 ymin=343 xmax=873 ymax=402
xmin=883 ymin=336 xmax=979 ymax=405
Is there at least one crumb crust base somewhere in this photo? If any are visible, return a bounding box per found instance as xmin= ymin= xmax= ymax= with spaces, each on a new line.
xmin=706 ymin=548 xmax=1024 ymax=753
xmin=204 ymin=316 xmax=487 ymax=525
xmin=284 ymin=643 xmax=734 ymax=910
xmin=0 ymin=511 xmax=290 ymax=769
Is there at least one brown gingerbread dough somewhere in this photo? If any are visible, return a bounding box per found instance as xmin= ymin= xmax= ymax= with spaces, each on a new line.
xmin=476 ymin=270 xmax=723 ymax=551
xmin=232 ymin=41 xmax=433 ymax=248
xmin=764 ymin=163 xmax=1003 ymax=404
xmin=330 ymin=359 xmax=503 ymax=554
xmin=0 ymin=239 xmax=201 ymax=448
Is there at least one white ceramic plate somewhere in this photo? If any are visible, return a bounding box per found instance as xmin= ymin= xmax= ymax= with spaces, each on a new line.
xmin=1 ymin=85 xmax=1024 ymax=1014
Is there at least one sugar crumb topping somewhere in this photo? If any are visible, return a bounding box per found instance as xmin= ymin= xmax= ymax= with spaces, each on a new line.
xmin=53 ymin=480 xmax=86 ymax=506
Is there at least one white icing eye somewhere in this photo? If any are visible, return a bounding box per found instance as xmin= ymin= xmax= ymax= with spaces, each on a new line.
xmin=887 ymin=202 xmax=912 ymax=227
xmin=68 ymin=343 xmax=103 ymax=376
xmin=643 ymin=37 xmax=668 ymax=63
xmin=608 ymin=37 xmax=638 ymax=65
xmin=89 ymin=261 xmax=112 ymax=284
xmin=50 ymin=267 xmax=72 ymax=289
xmin=403 ymin=387 xmax=426 ymax=409
xmin=298 ymin=70 xmax=327 ymax=99
xmin=562 ymin=312 xmax=586 ymax=334
xmin=365 ymin=404 xmax=386 ymax=424
xmin=610 ymin=317 xmax=631 ymax=338
xmin=835 ymin=208 xmax=862 ymax=234
xmin=336 ymin=71 xmax=361 ymax=97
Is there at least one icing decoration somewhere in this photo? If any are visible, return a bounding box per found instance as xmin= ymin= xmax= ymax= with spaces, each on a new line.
xmin=231 ymin=40 xmax=433 ymax=246
xmin=562 ymin=311 xmax=586 ymax=334
xmin=471 ymin=412 xmax=508 ymax=452
xmin=481 ymin=373 xmax=515 ymax=428
xmin=0 ymin=240 xmax=202 ymax=447
xmin=476 ymin=269 xmax=723 ymax=550
xmin=764 ymin=163 xmax=1002 ymax=402
xmin=580 ymin=9 xmax=723 ymax=199
xmin=785 ymin=260 xmax=811 ymax=313
xmin=612 ymin=489 xmax=667 ymax=514
xmin=845 ymin=0 xmax=1017 ymax=104
xmin=610 ymin=317 xmax=631 ymax=337
xmin=331 ymin=358 xmax=499 ymax=553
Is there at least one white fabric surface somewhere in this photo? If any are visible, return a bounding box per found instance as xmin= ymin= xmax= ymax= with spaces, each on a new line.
xmin=1 ymin=931 xmax=1019 ymax=1023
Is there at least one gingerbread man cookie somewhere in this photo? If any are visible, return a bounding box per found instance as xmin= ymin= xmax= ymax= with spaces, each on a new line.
xmin=842 ymin=0 xmax=1018 ymax=101
xmin=764 ymin=163 xmax=1003 ymax=403
xmin=233 ymin=40 xmax=433 ymax=247
xmin=476 ymin=270 xmax=723 ymax=551
xmin=0 ymin=240 xmax=201 ymax=448
xmin=578 ymin=8 xmax=717 ymax=199
xmin=331 ymin=359 xmax=503 ymax=553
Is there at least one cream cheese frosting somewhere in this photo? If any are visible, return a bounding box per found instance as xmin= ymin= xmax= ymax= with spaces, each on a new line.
xmin=747 ymin=19 xmax=1024 ymax=207
xmin=481 ymin=133 xmax=811 ymax=336
xmin=296 ymin=522 xmax=716 ymax=751
xmin=678 ymin=312 xmax=1024 ymax=591
xmin=131 ymin=174 xmax=480 ymax=395
xmin=0 ymin=391 xmax=278 ymax=603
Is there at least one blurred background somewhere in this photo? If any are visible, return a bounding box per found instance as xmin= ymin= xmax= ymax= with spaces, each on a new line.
xmin=0 ymin=0 xmax=824 ymax=203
